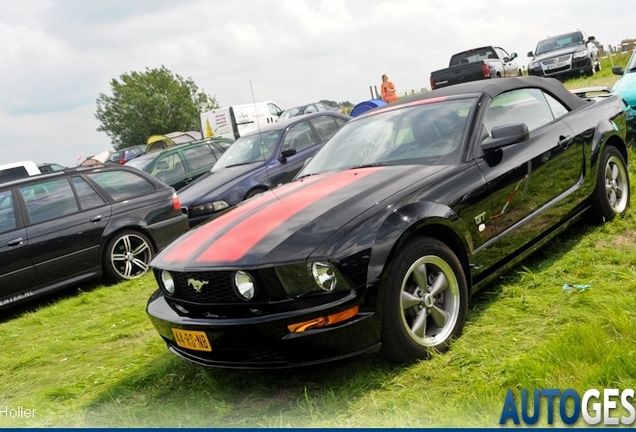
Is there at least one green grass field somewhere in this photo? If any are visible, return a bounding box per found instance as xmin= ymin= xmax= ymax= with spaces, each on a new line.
xmin=1 ymin=56 xmax=635 ymax=427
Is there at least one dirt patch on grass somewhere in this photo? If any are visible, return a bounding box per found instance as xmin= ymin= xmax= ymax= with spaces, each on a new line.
xmin=596 ymin=229 xmax=636 ymax=248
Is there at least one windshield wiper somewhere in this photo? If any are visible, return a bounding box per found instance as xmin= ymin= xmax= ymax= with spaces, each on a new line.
xmin=627 ymin=67 xmax=636 ymax=72
xmin=224 ymin=162 xmax=254 ymax=168
xmin=349 ymin=163 xmax=386 ymax=169
xmin=296 ymin=173 xmax=314 ymax=179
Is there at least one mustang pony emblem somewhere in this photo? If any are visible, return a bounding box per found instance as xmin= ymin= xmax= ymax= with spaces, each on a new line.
xmin=187 ymin=278 xmax=209 ymax=292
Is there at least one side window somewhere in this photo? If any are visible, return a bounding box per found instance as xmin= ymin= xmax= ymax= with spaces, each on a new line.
xmin=0 ymin=190 xmax=16 ymax=234
xmin=268 ymin=103 xmax=283 ymax=116
xmin=484 ymin=88 xmax=555 ymax=135
xmin=150 ymin=154 xmax=186 ymax=182
xmin=283 ymin=122 xmax=317 ymax=152
xmin=88 ymin=170 xmax=155 ymax=200
xmin=184 ymin=145 xmax=217 ymax=171
xmin=309 ymin=116 xmax=340 ymax=142
xmin=334 ymin=117 xmax=348 ymax=128
xmin=544 ymin=93 xmax=569 ymax=119
xmin=305 ymin=104 xmax=318 ymax=114
xmin=71 ymin=176 xmax=106 ymax=210
xmin=20 ymin=179 xmax=79 ymax=224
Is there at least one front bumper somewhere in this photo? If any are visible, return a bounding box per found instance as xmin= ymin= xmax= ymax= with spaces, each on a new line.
xmin=146 ymin=289 xmax=381 ymax=369
xmin=528 ymin=55 xmax=593 ymax=79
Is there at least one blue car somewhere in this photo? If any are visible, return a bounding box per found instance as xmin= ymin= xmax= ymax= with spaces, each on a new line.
xmin=613 ymin=52 xmax=636 ymax=140
xmin=178 ymin=111 xmax=351 ymax=226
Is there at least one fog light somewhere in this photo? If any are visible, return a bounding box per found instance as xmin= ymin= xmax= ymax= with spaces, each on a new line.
xmin=288 ymin=306 xmax=359 ymax=333
xmin=310 ymin=261 xmax=337 ymax=292
xmin=234 ymin=271 xmax=255 ymax=300
xmin=161 ymin=270 xmax=175 ymax=295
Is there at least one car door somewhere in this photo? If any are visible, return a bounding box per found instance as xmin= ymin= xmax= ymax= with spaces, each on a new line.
xmin=150 ymin=152 xmax=189 ymax=190
xmin=21 ymin=176 xmax=111 ymax=286
xmin=475 ymin=88 xmax=582 ymax=258
xmin=0 ymin=188 xmax=38 ymax=304
xmin=181 ymin=143 xmax=219 ymax=186
xmin=497 ymin=47 xmax=515 ymax=76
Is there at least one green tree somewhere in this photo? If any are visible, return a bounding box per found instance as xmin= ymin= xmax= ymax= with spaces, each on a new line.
xmin=95 ymin=66 xmax=219 ymax=150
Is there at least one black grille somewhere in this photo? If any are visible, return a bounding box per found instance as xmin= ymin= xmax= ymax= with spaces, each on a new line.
xmin=172 ymin=271 xmax=241 ymax=303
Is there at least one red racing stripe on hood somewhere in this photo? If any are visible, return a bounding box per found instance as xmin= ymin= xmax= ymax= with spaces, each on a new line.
xmin=161 ymin=177 xmax=321 ymax=263
xmin=196 ymin=168 xmax=381 ymax=263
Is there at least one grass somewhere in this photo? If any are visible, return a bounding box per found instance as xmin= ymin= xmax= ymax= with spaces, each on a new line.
xmin=2 ymin=67 xmax=636 ymax=427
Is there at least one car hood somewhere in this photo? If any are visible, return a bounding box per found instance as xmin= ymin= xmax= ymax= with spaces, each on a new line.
xmin=533 ymin=45 xmax=586 ymax=61
xmin=613 ymin=72 xmax=636 ymax=107
xmin=178 ymin=162 xmax=266 ymax=206
xmin=152 ymin=164 xmax=448 ymax=271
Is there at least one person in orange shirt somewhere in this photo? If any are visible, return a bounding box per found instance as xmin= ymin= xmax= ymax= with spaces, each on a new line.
xmin=381 ymin=74 xmax=398 ymax=103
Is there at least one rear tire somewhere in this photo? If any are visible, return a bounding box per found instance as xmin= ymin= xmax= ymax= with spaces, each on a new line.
xmin=102 ymin=230 xmax=153 ymax=282
xmin=381 ymin=237 xmax=468 ymax=363
xmin=588 ymin=145 xmax=629 ymax=224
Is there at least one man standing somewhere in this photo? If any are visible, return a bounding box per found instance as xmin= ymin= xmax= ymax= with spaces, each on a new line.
xmin=381 ymin=74 xmax=398 ymax=103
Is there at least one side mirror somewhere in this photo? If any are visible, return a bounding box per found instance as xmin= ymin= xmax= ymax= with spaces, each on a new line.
xmin=588 ymin=36 xmax=596 ymax=43
xmin=613 ymin=66 xmax=625 ymax=76
xmin=510 ymin=52 xmax=518 ymax=60
xmin=280 ymin=148 xmax=297 ymax=162
xmin=527 ymin=51 xmax=534 ymax=58
xmin=481 ymin=123 xmax=529 ymax=152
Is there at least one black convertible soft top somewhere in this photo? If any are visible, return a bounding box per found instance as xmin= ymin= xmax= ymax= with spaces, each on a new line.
xmin=396 ymin=76 xmax=587 ymax=111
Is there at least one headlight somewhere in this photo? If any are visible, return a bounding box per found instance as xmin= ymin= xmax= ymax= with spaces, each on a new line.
xmin=190 ymin=200 xmax=230 ymax=216
xmin=528 ymin=61 xmax=540 ymax=69
xmin=160 ymin=270 xmax=175 ymax=295
xmin=275 ymin=262 xmax=352 ymax=297
xmin=573 ymin=49 xmax=588 ymax=59
xmin=234 ymin=271 xmax=255 ymax=300
xmin=311 ymin=261 xmax=337 ymax=292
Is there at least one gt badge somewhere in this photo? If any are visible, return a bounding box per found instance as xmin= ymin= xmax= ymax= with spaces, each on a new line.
xmin=187 ymin=279 xmax=209 ymax=292
xmin=474 ymin=212 xmax=486 ymax=225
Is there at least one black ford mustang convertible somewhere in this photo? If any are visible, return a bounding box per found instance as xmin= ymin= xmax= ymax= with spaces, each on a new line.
xmin=147 ymin=77 xmax=630 ymax=369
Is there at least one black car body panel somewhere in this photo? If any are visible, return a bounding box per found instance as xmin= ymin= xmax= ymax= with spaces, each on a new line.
xmin=147 ymin=77 xmax=630 ymax=368
xmin=0 ymin=165 xmax=188 ymax=309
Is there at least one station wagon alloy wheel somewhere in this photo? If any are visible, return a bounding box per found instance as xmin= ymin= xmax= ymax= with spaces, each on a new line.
xmin=103 ymin=230 xmax=153 ymax=282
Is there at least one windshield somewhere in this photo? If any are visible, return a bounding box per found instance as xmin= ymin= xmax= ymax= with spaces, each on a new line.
xmin=535 ymin=32 xmax=584 ymax=55
xmin=212 ymin=130 xmax=282 ymax=170
xmin=299 ymin=98 xmax=475 ymax=176
xmin=279 ymin=108 xmax=303 ymax=121
xmin=126 ymin=156 xmax=154 ymax=171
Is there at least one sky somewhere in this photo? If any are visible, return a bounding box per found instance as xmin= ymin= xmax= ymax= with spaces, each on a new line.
xmin=0 ymin=0 xmax=634 ymax=167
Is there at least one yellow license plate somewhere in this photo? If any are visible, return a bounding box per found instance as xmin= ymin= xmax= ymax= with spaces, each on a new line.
xmin=171 ymin=328 xmax=212 ymax=352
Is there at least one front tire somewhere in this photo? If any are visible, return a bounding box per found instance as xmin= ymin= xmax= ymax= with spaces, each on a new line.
xmin=103 ymin=230 xmax=154 ymax=282
xmin=588 ymin=145 xmax=629 ymax=224
xmin=381 ymin=237 xmax=468 ymax=363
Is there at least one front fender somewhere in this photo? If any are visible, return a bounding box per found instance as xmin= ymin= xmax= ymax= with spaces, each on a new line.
xmin=367 ymin=201 xmax=466 ymax=284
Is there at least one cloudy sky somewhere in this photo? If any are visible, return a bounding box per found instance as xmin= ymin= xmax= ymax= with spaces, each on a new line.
xmin=0 ymin=0 xmax=634 ymax=167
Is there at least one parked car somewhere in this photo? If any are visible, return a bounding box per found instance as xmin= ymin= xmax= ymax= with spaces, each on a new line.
xmin=430 ymin=46 xmax=522 ymax=90
xmin=0 ymin=165 xmax=188 ymax=310
xmin=37 ymin=163 xmax=65 ymax=173
xmin=126 ymin=138 xmax=234 ymax=190
xmin=146 ymin=76 xmax=630 ymax=369
xmin=527 ymin=30 xmax=600 ymax=79
xmin=0 ymin=161 xmax=40 ymax=183
xmin=105 ymin=144 xmax=146 ymax=165
xmin=178 ymin=111 xmax=351 ymax=227
xmin=201 ymin=101 xmax=284 ymax=140
xmin=277 ymin=102 xmax=338 ymax=121
xmin=612 ymin=50 xmax=636 ymax=139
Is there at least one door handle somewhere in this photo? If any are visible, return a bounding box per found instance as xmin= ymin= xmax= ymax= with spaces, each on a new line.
xmin=7 ymin=237 xmax=24 ymax=247
xmin=558 ymin=135 xmax=573 ymax=149
xmin=90 ymin=215 xmax=104 ymax=223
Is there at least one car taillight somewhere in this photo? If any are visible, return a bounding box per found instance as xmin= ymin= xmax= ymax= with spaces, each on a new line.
xmin=172 ymin=192 xmax=181 ymax=210
xmin=430 ymin=76 xmax=436 ymax=90
xmin=482 ymin=64 xmax=491 ymax=78
xmin=118 ymin=157 xmax=126 ymax=164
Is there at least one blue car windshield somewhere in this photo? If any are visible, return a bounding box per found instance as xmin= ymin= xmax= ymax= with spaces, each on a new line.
xmin=299 ymin=98 xmax=475 ymax=176
xmin=213 ymin=130 xmax=281 ymax=170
